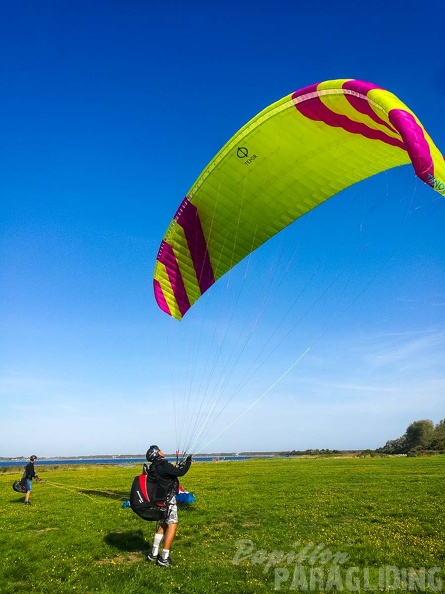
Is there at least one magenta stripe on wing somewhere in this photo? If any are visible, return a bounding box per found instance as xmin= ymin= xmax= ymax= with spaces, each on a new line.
xmin=292 ymin=83 xmax=320 ymax=100
xmin=342 ymin=80 xmax=397 ymax=133
xmin=156 ymin=240 xmax=191 ymax=317
xmin=292 ymin=89 xmax=405 ymax=150
xmin=175 ymin=199 xmax=215 ymax=294
xmin=153 ymin=279 xmax=171 ymax=316
xmin=389 ymin=109 xmax=433 ymax=181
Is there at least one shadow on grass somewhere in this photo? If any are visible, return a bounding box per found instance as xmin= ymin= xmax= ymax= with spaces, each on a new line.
xmin=78 ymin=489 xmax=129 ymax=500
xmin=177 ymin=504 xmax=197 ymax=513
xmin=105 ymin=530 xmax=147 ymax=552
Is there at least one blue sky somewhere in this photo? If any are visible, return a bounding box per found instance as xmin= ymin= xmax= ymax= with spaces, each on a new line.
xmin=1 ymin=0 xmax=444 ymax=457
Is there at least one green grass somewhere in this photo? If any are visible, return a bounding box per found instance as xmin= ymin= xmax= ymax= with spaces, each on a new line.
xmin=1 ymin=456 xmax=444 ymax=593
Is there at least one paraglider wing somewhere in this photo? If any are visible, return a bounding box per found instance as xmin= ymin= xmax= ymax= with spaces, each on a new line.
xmin=153 ymin=78 xmax=445 ymax=320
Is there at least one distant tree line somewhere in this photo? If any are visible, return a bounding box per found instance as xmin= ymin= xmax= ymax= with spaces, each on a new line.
xmin=377 ymin=419 xmax=445 ymax=456
xmin=278 ymin=448 xmax=343 ymax=457
xmin=277 ymin=420 xmax=445 ymax=458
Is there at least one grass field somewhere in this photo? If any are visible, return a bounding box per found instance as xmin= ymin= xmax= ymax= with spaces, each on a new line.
xmin=1 ymin=455 xmax=444 ymax=593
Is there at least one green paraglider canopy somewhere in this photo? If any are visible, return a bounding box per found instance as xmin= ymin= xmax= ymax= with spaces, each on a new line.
xmin=153 ymin=78 xmax=445 ymax=320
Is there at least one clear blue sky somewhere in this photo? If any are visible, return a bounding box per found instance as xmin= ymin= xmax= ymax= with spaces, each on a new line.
xmin=1 ymin=0 xmax=444 ymax=457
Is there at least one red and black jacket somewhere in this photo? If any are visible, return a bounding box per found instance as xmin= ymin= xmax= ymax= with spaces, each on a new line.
xmin=148 ymin=457 xmax=191 ymax=502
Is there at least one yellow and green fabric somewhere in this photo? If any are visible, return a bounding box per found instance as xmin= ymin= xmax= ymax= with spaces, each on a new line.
xmin=153 ymin=78 xmax=445 ymax=320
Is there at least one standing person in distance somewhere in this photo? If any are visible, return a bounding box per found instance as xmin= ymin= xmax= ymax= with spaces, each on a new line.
xmin=145 ymin=445 xmax=192 ymax=567
xmin=24 ymin=455 xmax=39 ymax=505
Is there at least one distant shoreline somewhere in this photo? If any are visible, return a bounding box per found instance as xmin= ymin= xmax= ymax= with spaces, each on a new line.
xmin=0 ymin=452 xmax=283 ymax=462
xmin=0 ymin=450 xmax=369 ymax=467
xmin=0 ymin=454 xmax=271 ymax=467
xmin=0 ymin=449 xmax=365 ymax=462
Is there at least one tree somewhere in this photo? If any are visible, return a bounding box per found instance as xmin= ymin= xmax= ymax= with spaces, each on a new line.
xmin=377 ymin=418 xmax=445 ymax=454
xmin=377 ymin=435 xmax=408 ymax=455
xmin=405 ymin=420 xmax=435 ymax=452
xmin=432 ymin=419 xmax=445 ymax=450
